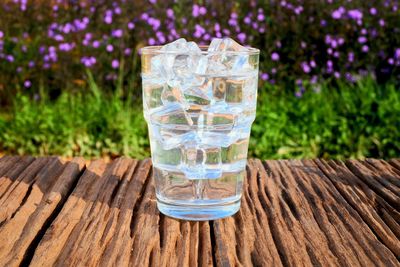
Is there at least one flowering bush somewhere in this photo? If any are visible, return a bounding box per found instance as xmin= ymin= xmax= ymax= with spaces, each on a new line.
xmin=0 ymin=0 xmax=399 ymax=103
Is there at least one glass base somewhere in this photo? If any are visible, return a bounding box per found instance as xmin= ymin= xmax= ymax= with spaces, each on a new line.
xmin=157 ymin=198 xmax=241 ymax=221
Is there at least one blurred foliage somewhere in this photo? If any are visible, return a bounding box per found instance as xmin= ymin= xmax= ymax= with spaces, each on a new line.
xmin=0 ymin=0 xmax=400 ymax=104
xmin=251 ymin=77 xmax=400 ymax=159
xmin=0 ymin=77 xmax=398 ymax=159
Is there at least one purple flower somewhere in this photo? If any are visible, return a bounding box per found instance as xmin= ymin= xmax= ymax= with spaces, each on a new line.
xmin=370 ymin=7 xmax=377 ymax=15
xmin=124 ymin=48 xmax=132 ymax=55
xmin=92 ymin=40 xmax=100 ymax=48
xmin=345 ymin=73 xmax=355 ymax=82
xmin=28 ymin=61 xmax=35 ymax=68
xmin=348 ymin=9 xmax=363 ymax=20
xmin=388 ymin=58 xmax=394 ymax=65
xmin=104 ymin=15 xmax=112 ymax=24
xmin=0 ymin=31 xmax=3 ymax=39
xmin=114 ymin=7 xmax=121 ymax=14
xmin=59 ymin=43 xmax=74 ymax=51
xmin=395 ymin=48 xmax=400 ymax=59
xmin=310 ymin=60 xmax=316 ymax=68
xmin=106 ymin=44 xmax=114 ymax=52
xmin=141 ymin=13 xmax=149 ymax=20
xmin=334 ymin=72 xmax=341 ymax=79
xmin=166 ymin=8 xmax=174 ymax=19
xmin=112 ymin=29 xmax=123 ymax=38
xmin=271 ymin=68 xmax=277 ymax=74
xmin=294 ymin=6 xmax=303 ymax=15
xmin=192 ymin=4 xmax=200 ymax=17
xmin=320 ymin=20 xmax=327 ymax=27
xmin=379 ymin=19 xmax=385 ymax=27
xmin=333 ymin=51 xmax=340 ymax=58
xmin=229 ymin=18 xmax=237 ymax=26
xmin=271 ymin=52 xmax=280 ymax=61
xmin=244 ymin=17 xmax=251 ymax=24
xmin=237 ymin=33 xmax=246 ymax=43
xmin=301 ymin=62 xmax=311 ymax=73
xmin=111 ymin=59 xmax=119 ymax=69
xmin=295 ymin=91 xmax=303 ymax=98
xmin=81 ymin=56 xmax=96 ymax=67
xmin=214 ymin=23 xmax=221 ymax=32
xmin=6 ymin=55 xmax=14 ymax=62
xmin=361 ymin=28 xmax=367 ymax=35
xmin=148 ymin=38 xmax=156 ymax=45
xmin=310 ymin=76 xmax=318 ymax=84
xmin=149 ymin=0 xmax=156 ymax=4
xmin=362 ymin=45 xmax=369 ymax=53
xmin=128 ymin=22 xmax=135 ymax=30
xmin=338 ymin=37 xmax=345 ymax=45
xmin=199 ymin=6 xmax=207 ymax=15
xmin=24 ymin=80 xmax=31 ymax=88
xmin=16 ymin=67 xmax=22 ymax=73
xmin=358 ymin=36 xmax=367 ymax=44
xmin=331 ymin=9 xmax=343 ymax=19
xmin=54 ymin=34 xmax=64 ymax=41
xmin=261 ymin=73 xmax=269 ymax=80
xmin=327 ymin=60 xmax=333 ymax=68
xmin=257 ymin=14 xmax=265 ymax=21
xmin=348 ymin=52 xmax=354 ymax=62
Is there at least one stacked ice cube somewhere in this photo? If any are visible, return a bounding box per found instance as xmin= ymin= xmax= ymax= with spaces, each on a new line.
xmin=142 ymin=38 xmax=258 ymax=179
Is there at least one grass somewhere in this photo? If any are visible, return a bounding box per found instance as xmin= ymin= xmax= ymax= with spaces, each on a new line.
xmin=0 ymin=77 xmax=399 ymax=159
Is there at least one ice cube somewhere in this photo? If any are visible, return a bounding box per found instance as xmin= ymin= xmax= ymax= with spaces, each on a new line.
xmin=208 ymin=38 xmax=247 ymax=53
xmin=187 ymin=41 xmax=202 ymax=54
xmin=184 ymin=80 xmax=213 ymax=106
xmin=150 ymin=103 xmax=193 ymax=129
xmin=161 ymin=83 xmax=185 ymax=105
xmin=159 ymin=128 xmax=197 ymax=150
xmin=196 ymin=56 xmax=208 ymax=74
xmin=161 ymin=38 xmax=188 ymax=52
xmin=204 ymin=103 xmax=238 ymax=129
xmin=181 ymin=144 xmax=222 ymax=179
xmin=225 ymin=78 xmax=244 ymax=103
xmin=212 ymin=78 xmax=226 ymax=101
xmin=142 ymin=82 xmax=165 ymax=110
xmin=207 ymin=38 xmax=253 ymax=74
xmin=151 ymin=54 xmax=175 ymax=81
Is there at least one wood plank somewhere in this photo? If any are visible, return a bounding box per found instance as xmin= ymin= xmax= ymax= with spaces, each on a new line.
xmin=212 ymin=160 xmax=283 ymax=266
xmin=315 ymin=159 xmax=400 ymax=258
xmin=346 ymin=160 xmax=400 ymax=211
xmin=0 ymin=156 xmax=35 ymax=196
xmin=249 ymin=159 xmax=398 ymax=266
xmin=31 ymin=159 xmax=214 ymax=267
xmin=0 ymin=157 xmax=85 ymax=266
xmin=389 ymin=159 xmax=400 ymax=171
xmin=0 ymin=157 xmax=50 ymax=222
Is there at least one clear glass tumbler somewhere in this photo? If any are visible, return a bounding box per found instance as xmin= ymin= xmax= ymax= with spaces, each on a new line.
xmin=141 ymin=40 xmax=259 ymax=220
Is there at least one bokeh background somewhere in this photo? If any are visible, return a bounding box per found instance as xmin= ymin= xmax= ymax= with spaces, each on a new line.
xmin=0 ymin=0 xmax=399 ymax=159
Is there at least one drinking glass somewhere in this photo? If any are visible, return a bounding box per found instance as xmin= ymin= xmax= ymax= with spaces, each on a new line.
xmin=141 ymin=41 xmax=259 ymax=220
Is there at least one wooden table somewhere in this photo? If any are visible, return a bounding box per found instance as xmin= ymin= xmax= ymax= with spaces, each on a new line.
xmin=0 ymin=156 xmax=399 ymax=266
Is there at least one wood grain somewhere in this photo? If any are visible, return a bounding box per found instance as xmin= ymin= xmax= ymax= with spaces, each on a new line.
xmin=0 ymin=157 xmax=85 ymax=267
xmin=0 ymin=156 xmax=399 ymax=266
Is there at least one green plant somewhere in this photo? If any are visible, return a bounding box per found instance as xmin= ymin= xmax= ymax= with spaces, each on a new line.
xmin=250 ymin=77 xmax=400 ymax=159
xmin=0 ymin=77 xmax=399 ymax=159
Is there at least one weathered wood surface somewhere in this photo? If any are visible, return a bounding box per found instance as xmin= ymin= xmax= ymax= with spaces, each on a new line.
xmin=0 ymin=156 xmax=399 ymax=267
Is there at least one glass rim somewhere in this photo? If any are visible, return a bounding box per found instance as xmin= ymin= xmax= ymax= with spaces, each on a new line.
xmin=140 ymin=45 xmax=260 ymax=56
